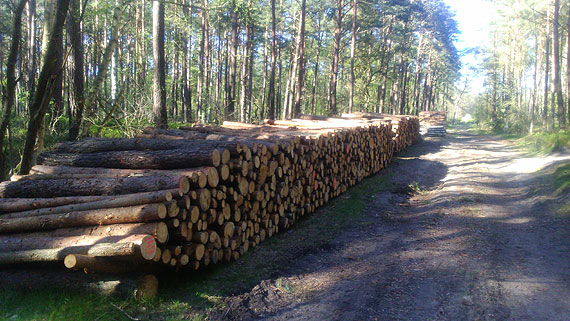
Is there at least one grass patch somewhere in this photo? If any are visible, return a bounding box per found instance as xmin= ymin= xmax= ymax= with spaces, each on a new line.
xmin=0 ymin=172 xmax=393 ymax=320
xmin=552 ymin=163 xmax=570 ymax=195
xmin=515 ymin=130 xmax=570 ymax=155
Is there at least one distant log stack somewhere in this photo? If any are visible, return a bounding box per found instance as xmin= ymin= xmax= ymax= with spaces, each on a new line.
xmin=419 ymin=111 xmax=447 ymax=136
xmin=0 ymin=114 xmax=419 ymax=293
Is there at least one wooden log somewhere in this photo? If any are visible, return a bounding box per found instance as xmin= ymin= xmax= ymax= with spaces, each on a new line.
xmin=0 ymin=176 xmax=189 ymax=198
xmin=0 ymin=203 xmax=167 ymax=234
xmin=184 ymin=243 xmax=205 ymax=260
xmin=6 ymin=222 xmax=169 ymax=243
xmin=0 ymin=234 xmax=157 ymax=264
xmin=38 ymin=142 xmax=239 ymax=169
xmin=0 ymin=195 xmax=127 ymax=214
xmin=1 ymin=190 xmax=176 ymax=218
xmin=51 ymin=137 xmax=230 ymax=154
xmin=0 ymin=231 xmax=166 ymax=252
xmin=21 ymin=167 xmax=216 ymax=188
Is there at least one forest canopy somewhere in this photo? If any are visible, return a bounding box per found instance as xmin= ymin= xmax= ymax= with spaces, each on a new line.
xmin=0 ymin=0 xmax=460 ymax=179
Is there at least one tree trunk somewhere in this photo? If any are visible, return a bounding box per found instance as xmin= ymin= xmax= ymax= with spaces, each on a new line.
xmin=293 ymin=0 xmax=307 ymax=118
xmin=267 ymin=0 xmax=277 ymax=120
xmin=226 ymin=1 xmax=239 ymax=121
xmin=553 ymin=0 xmax=565 ymax=129
xmin=328 ymin=0 xmax=344 ymax=116
xmin=544 ymin=6 xmax=551 ymax=128
xmin=567 ymin=6 xmax=570 ymax=125
xmin=0 ymin=0 xmax=28 ymax=180
xmin=260 ymin=25 xmax=269 ymax=120
xmin=239 ymin=9 xmax=251 ymax=122
xmin=197 ymin=0 xmax=209 ymax=121
xmin=311 ymin=14 xmax=323 ymax=115
xmin=19 ymin=0 xmax=71 ymax=175
xmin=26 ymin=0 xmax=37 ymax=104
xmin=348 ymin=0 xmax=357 ymax=114
xmin=246 ymin=25 xmax=254 ymax=122
xmin=80 ymin=5 xmax=123 ymax=138
xmin=67 ymin=0 xmax=85 ymax=141
xmin=152 ymin=0 xmax=167 ymax=128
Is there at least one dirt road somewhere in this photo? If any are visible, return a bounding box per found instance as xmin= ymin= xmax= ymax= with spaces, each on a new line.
xmin=217 ymin=128 xmax=570 ymax=320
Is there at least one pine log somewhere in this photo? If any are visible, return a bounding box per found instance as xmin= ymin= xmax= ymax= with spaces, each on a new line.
xmin=0 ymin=195 xmax=117 ymax=213
xmin=0 ymin=176 xmax=189 ymax=198
xmin=6 ymin=222 xmax=169 ymax=243
xmin=0 ymin=203 xmax=167 ymax=234
xmin=1 ymin=190 xmax=175 ymax=218
xmin=21 ymin=166 xmax=216 ymax=185
xmin=0 ymin=234 xmax=157 ymax=264
xmin=51 ymin=137 xmax=229 ymax=154
xmin=38 ymin=143 xmax=238 ymax=169
xmin=0 ymin=233 xmax=164 ymax=252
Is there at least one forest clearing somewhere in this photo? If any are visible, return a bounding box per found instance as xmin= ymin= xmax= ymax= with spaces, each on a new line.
xmin=2 ymin=0 xmax=570 ymax=319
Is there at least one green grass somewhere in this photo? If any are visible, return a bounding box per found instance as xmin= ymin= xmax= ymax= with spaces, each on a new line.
xmin=0 ymin=173 xmax=393 ymax=321
xmin=552 ymin=163 xmax=570 ymax=195
xmin=515 ymin=130 xmax=570 ymax=155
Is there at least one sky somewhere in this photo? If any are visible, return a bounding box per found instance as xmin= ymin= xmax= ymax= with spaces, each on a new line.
xmin=443 ymin=0 xmax=498 ymax=92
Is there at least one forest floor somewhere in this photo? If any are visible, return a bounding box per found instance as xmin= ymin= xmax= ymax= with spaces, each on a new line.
xmin=2 ymin=125 xmax=570 ymax=320
xmin=208 ymin=125 xmax=570 ymax=320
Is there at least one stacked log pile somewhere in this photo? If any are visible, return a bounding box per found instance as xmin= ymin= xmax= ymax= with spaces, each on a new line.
xmin=419 ymin=111 xmax=447 ymax=136
xmin=0 ymin=114 xmax=419 ymax=293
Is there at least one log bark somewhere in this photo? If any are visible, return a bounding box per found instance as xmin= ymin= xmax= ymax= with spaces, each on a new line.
xmin=51 ymin=137 xmax=235 ymax=154
xmin=0 ymin=232 xmax=163 ymax=252
xmin=38 ymin=145 xmax=235 ymax=169
xmin=6 ymin=221 xmax=169 ymax=244
xmin=0 ymin=176 xmax=188 ymax=198
xmin=0 ymin=234 xmax=157 ymax=264
xmin=0 ymin=189 xmax=177 ymax=214
xmin=2 ymin=190 xmax=175 ymax=218
xmin=0 ymin=204 xmax=167 ymax=234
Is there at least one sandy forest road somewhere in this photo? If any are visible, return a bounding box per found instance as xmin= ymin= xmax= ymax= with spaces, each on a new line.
xmin=218 ymin=128 xmax=570 ymax=321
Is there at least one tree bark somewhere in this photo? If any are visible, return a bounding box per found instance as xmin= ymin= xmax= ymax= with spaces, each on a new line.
xmin=38 ymin=145 xmax=234 ymax=169
xmin=19 ymin=0 xmax=71 ymax=175
xmin=567 ymin=5 xmax=570 ymax=125
xmin=67 ymin=0 xmax=85 ymax=140
xmin=50 ymin=137 xmax=234 ymax=154
xmin=0 ymin=175 xmax=188 ymax=198
xmin=0 ymin=201 xmax=165 ymax=232
xmin=348 ymin=0 xmax=357 ymax=114
xmin=293 ymin=0 xmax=307 ymax=118
xmin=0 ymin=189 xmax=177 ymax=213
xmin=197 ymin=0 xmax=209 ymax=121
xmin=0 ymin=235 xmax=157 ymax=263
xmin=80 ymin=5 xmax=123 ymax=138
xmin=328 ymin=0 xmax=344 ymax=116
xmin=152 ymin=0 xmax=168 ymax=128
xmin=0 ymin=0 xmax=28 ymax=180
xmin=544 ymin=6 xmax=551 ymax=128
xmin=267 ymin=0 xmax=277 ymax=120
xmin=553 ymin=0 xmax=565 ymax=129
xmin=1 ymin=190 xmax=175 ymax=219
xmin=226 ymin=0 xmax=239 ymax=120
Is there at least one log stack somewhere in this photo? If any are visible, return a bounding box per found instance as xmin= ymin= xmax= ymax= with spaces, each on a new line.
xmin=419 ymin=111 xmax=447 ymax=136
xmin=0 ymin=114 xmax=419 ymax=290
